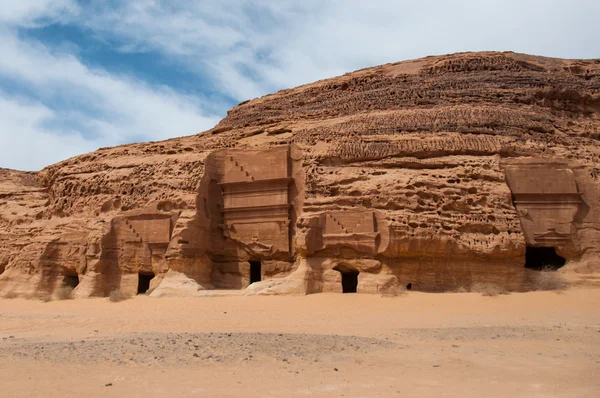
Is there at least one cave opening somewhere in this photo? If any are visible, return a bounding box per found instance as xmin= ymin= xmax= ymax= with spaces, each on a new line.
xmin=525 ymin=246 xmax=566 ymax=271
xmin=137 ymin=272 xmax=155 ymax=294
xmin=63 ymin=274 xmax=79 ymax=289
xmin=334 ymin=267 xmax=359 ymax=293
xmin=250 ymin=261 xmax=262 ymax=284
xmin=406 ymin=283 xmax=412 ymax=290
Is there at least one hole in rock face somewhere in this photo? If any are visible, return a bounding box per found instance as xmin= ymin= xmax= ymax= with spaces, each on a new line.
xmin=525 ymin=246 xmax=566 ymax=271
xmin=250 ymin=261 xmax=262 ymax=284
xmin=63 ymin=274 xmax=79 ymax=288
xmin=406 ymin=283 xmax=412 ymax=290
xmin=137 ymin=272 xmax=155 ymax=294
xmin=334 ymin=266 xmax=359 ymax=293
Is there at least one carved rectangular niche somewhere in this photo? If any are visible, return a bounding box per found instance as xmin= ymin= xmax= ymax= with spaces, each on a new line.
xmin=219 ymin=147 xmax=292 ymax=256
xmin=129 ymin=218 xmax=172 ymax=244
xmin=323 ymin=210 xmax=379 ymax=254
xmin=503 ymin=161 xmax=581 ymax=247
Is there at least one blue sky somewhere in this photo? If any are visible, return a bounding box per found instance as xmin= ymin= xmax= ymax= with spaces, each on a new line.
xmin=1 ymin=0 xmax=599 ymax=171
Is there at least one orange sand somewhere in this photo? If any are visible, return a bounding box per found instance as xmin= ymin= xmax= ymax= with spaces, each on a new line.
xmin=1 ymin=289 xmax=599 ymax=397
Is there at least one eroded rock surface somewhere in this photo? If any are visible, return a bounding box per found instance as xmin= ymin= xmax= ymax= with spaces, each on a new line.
xmin=1 ymin=51 xmax=599 ymax=297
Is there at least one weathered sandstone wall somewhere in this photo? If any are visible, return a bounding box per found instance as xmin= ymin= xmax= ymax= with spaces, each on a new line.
xmin=1 ymin=52 xmax=599 ymax=297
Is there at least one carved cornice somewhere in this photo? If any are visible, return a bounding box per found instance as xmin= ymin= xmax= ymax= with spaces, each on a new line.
xmin=219 ymin=177 xmax=293 ymax=188
xmin=513 ymin=192 xmax=582 ymax=205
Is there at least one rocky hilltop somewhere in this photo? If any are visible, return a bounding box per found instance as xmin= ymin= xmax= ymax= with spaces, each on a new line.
xmin=1 ymin=51 xmax=599 ymax=298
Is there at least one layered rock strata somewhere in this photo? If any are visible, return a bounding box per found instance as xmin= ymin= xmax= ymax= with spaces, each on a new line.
xmin=1 ymin=51 xmax=599 ymax=297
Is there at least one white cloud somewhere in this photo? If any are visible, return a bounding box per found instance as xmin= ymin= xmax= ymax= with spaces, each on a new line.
xmin=0 ymin=0 xmax=599 ymax=170
xmin=0 ymin=94 xmax=98 ymax=171
xmin=0 ymin=31 xmax=221 ymax=170
xmin=0 ymin=0 xmax=79 ymax=26
xmin=77 ymin=0 xmax=600 ymax=101
xmin=0 ymin=3 xmax=221 ymax=171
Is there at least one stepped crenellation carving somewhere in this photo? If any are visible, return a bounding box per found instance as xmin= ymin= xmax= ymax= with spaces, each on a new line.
xmin=226 ymin=155 xmax=255 ymax=182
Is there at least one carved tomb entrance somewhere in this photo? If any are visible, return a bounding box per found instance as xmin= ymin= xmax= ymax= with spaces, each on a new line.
xmin=137 ymin=272 xmax=155 ymax=294
xmin=250 ymin=260 xmax=262 ymax=284
xmin=525 ymin=246 xmax=566 ymax=271
xmin=503 ymin=160 xmax=582 ymax=278
xmin=334 ymin=265 xmax=359 ymax=293
xmin=209 ymin=146 xmax=294 ymax=289
xmin=62 ymin=273 xmax=79 ymax=289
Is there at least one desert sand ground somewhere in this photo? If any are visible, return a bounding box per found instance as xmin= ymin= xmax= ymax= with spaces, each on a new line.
xmin=1 ymin=289 xmax=599 ymax=398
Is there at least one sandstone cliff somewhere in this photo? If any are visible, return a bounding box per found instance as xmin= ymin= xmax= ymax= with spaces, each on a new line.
xmin=1 ymin=51 xmax=599 ymax=297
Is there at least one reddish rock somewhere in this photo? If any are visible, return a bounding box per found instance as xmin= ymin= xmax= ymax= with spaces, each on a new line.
xmin=1 ymin=51 xmax=599 ymax=297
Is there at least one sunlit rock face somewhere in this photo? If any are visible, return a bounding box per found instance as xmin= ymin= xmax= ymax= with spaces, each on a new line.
xmin=1 ymin=51 xmax=599 ymax=297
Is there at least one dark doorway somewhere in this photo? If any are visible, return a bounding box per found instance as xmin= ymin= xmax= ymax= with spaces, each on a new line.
xmin=525 ymin=246 xmax=566 ymax=270
xmin=250 ymin=261 xmax=262 ymax=284
xmin=335 ymin=268 xmax=359 ymax=293
xmin=137 ymin=272 xmax=155 ymax=294
xmin=406 ymin=283 xmax=412 ymax=290
xmin=63 ymin=274 xmax=79 ymax=288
